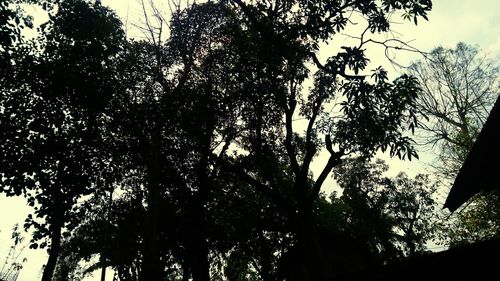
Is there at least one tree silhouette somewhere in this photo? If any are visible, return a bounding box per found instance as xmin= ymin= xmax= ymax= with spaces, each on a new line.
xmin=410 ymin=43 xmax=499 ymax=177
xmin=410 ymin=43 xmax=500 ymax=246
xmin=333 ymin=158 xmax=438 ymax=260
xmin=1 ymin=1 xmax=437 ymax=280
xmin=1 ymin=1 xmax=124 ymax=280
xmin=211 ymin=1 xmax=429 ymax=279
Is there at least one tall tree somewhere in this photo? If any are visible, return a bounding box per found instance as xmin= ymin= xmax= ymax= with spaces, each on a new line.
xmin=410 ymin=42 xmax=499 ymax=177
xmin=107 ymin=3 xmax=249 ymax=279
xmin=0 ymin=1 xmax=125 ymax=280
xmin=210 ymin=1 xmax=431 ymax=280
xmin=387 ymin=172 xmax=437 ymax=256
xmin=122 ymin=2 xmax=429 ymax=279
xmin=333 ymin=158 xmax=438 ymax=260
xmin=409 ymin=43 xmax=500 ymax=246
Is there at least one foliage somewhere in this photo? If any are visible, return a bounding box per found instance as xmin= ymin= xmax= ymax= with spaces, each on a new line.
xmin=410 ymin=42 xmax=500 ymax=246
xmin=410 ymin=42 xmax=499 ymax=178
xmin=1 ymin=0 xmax=125 ymax=280
xmin=209 ymin=155 xmax=294 ymax=280
xmin=0 ymin=0 xmax=34 ymax=66
xmin=0 ymin=0 xmax=435 ymax=280
xmin=437 ymin=191 xmax=500 ymax=247
xmin=333 ymin=158 xmax=438 ymax=259
xmin=0 ymin=224 xmax=27 ymax=281
xmin=57 ymin=192 xmax=145 ymax=281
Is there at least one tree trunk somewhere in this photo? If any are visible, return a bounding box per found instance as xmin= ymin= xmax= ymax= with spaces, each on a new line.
xmin=100 ymin=265 xmax=106 ymax=281
xmin=139 ymin=167 xmax=161 ymax=281
xmin=100 ymin=186 xmax=113 ymax=281
xmin=59 ymin=257 xmax=69 ymax=281
xmin=190 ymin=221 xmax=210 ymax=281
xmin=181 ymin=259 xmax=191 ymax=281
xmin=294 ymin=206 xmax=332 ymax=281
xmin=188 ymin=130 xmax=212 ymax=281
xmin=41 ymin=219 xmax=63 ymax=281
xmin=189 ymin=235 xmax=210 ymax=281
xmin=186 ymin=197 xmax=210 ymax=281
xmin=139 ymin=133 xmax=162 ymax=281
xmin=257 ymin=231 xmax=273 ymax=281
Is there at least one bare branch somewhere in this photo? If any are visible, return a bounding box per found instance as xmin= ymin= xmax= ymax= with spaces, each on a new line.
xmin=311 ymin=144 xmax=344 ymax=201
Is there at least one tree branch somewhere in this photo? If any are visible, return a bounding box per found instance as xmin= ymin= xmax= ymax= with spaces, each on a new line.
xmin=300 ymin=99 xmax=322 ymax=176
xmin=212 ymin=155 xmax=294 ymax=214
xmin=310 ymin=135 xmax=344 ymax=200
xmin=284 ymin=97 xmax=301 ymax=178
xmin=311 ymin=152 xmax=343 ymax=201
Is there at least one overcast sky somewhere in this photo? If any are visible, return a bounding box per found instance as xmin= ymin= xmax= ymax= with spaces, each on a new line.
xmin=1 ymin=0 xmax=499 ymax=280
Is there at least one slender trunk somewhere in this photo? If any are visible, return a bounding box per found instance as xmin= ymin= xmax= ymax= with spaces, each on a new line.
xmin=41 ymin=219 xmax=63 ymax=281
xmin=405 ymin=233 xmax=417 ymax=257
xmin=257 ymin=231 xmax=273 ymax=281
xmin=189 ymin=235 xmax=210 ymax=281
xmin=139 ymin=132 xmax=162 ymax=281
xmin=100 ymin=262 xmax=106 ymax=281
xmin=99 ymin=235 xmax=107 ymax=281
xmin=139 ymin=165 xmax=161 ymax=280
xmin=191 ymin=222 xmax=210 ymax=281
xmin=59 ymin=257 xmax=69 ymax=281
xmin=189 ymin=121 xmax=212 ymax=281
xmin=186 ymin=196 xmax=210 ymax=281
xmin=408 ymin=241 xmax=416 ymax=256
xmin=100 ymin=186 xmax=113 ymax=281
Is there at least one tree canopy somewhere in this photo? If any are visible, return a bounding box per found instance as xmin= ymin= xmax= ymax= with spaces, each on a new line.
xmin=0 ymin=0 xmax=443 ymax=280
xmin=410 ymin=42 xmax=499 ymax=177
xmin=409 ymin=43 xmax=500 ymax=247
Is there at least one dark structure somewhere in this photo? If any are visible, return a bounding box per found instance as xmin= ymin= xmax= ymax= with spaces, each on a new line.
xmin=350 ymin=237 xmax=500 ymax=281
xmin=444 ymin=95 xmax=500 ymax=212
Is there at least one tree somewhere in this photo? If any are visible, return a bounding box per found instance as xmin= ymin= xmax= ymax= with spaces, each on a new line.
xmin=438 ymin=191 xmax=500 ymax=247
xmin=410 ymin=42 xmax=499 ymax=177
xmin=98 ymin=1 xmax=430 ymax=278
xmin=409 ymin=43 xmax=500 ymax=246
xmin=56 ymin=192 xmax=146 ymax=281
xmin=387 ymin=172 xmax=437 ymax=256
xmin=2 ymin=1 xmax=435 ymax=280
xmin=333 ymin=158 xmax=438 ymax=260
xmin=212 ymin=1 xmax=430 ymax=280
xmin=0 ymin=0 xmax=32 ymax=67
xmin=0 ymin=224 xmax=28 ymax=281
xmin=0 ymin=1 xmax=125 ymax=280
xmin=114 ymin=3 xmax=251 ymax=279
xmin=122 ymin=0 xmax=430 ymax=279
xmin=209 ymin=155 xmax=295 ymax=281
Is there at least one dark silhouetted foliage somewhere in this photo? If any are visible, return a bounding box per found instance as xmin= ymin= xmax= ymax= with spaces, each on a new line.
xmin=0 ymin=1 xmax=437 ymax=280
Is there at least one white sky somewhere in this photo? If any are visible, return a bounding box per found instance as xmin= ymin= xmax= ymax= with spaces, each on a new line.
xmin=1 ymin=0 xmax=499 ymax=280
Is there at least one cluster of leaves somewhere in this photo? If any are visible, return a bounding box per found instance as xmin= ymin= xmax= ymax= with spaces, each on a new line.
xmin=331 ymin=158 xmax=438 ymax=260
xmin=0 ymin=0 xmax=35 ymax=65
xmin=436 ymin=191 xmax=500 ymax=247
xmin=0 ymin=224 xmax=28 ymax=281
